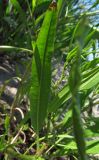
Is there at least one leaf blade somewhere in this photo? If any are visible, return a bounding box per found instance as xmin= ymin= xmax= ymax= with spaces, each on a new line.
xmin=30 ymin=8 xmax=57 ymax=132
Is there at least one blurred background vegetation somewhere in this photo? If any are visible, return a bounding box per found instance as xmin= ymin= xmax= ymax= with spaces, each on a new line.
xmin=0 ymin=0 xmax=99 ymax=160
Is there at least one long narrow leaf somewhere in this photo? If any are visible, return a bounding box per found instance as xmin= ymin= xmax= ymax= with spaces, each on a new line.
xmin=0 ymin=45 xmax=33 ymax=54
xmin=30 ymin=7 xmax=57 ymax=132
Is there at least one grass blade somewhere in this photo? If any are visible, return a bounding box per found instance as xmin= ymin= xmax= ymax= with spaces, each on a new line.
xmin=30 ymin=7 xmax=57 ymax=133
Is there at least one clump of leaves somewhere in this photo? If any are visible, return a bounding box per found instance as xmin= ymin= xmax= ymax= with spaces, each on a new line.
xmin=0 ymin=0 xmax=99 ymax=160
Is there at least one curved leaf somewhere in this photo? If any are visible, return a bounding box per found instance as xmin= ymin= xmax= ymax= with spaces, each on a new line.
xmin=0 ymin=45 xmax=33 ymax=54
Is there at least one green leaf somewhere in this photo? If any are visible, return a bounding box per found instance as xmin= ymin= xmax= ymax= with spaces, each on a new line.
xmin=4 ymin=116 xmax=10 ymax=133
xmin=30 ymin=8 xmax=57 ymax=132
xmin=84 ymin=129 xmax=99 ymax=138
xmin=0 ymin=45 xmax=33 ymax=54
xmin=48 ymin=85 xmax=70 ymax=113
xmin=19 ymin=155 xmax=45 ymax=160
xmin=59 ymin=109 xmax=72 ymax=127
xmin=6 ymin=148 xmax=45 ymax=160
xmin=0 ymin=136 xmax=6 ymax=152
xmin=72 ymin=105 xmax=87 ymax=160
xmin=62 ymin=141 xmax=77 ymax=151
xmin=10 ymin=0 xmax=30 ymax=45
xmin=57 ymin=0 xmax=66 ymax=16
xmin=81 ymin=58 xmax=99 ymax=71
xmin=86 ymin=140 xmax=99 ymax=154
xmin=32 ymin=0 xmax=37 ymax=11
xmin=37 ymin=0 xmax=50 ymax=5
xmin=34 ymin=0 xmax=50 ymax=15
xmin=88 ymin=24 xmax=99 ymax=40
xmin=10 ymin=0 xmax=26 ymax=20
xmin=48 ymin=66 xmax=99 ymax=113
xmin=80 ymin=70 xmax=99 ymax=90
xmin=85 ymin=117 xmax=99 ymax=138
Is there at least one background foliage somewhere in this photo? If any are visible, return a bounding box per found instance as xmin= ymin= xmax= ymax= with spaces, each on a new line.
xmin=0 ymin=0 xmax=99 ymax=160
